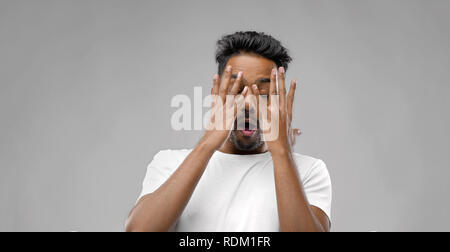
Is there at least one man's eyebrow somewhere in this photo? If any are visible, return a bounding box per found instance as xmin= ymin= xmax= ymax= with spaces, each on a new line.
xmin=256 ymin=77 xmax=271 ymax=83
xmin=230 ymin=74 xmax=270 ymax=83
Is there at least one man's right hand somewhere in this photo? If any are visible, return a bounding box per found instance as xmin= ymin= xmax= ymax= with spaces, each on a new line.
xmin=199 ymin=65 xmax=248 ymax=151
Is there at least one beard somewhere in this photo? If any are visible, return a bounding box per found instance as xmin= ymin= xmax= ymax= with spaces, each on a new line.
xmin=228 ymin=128 xmax=264 ymax=152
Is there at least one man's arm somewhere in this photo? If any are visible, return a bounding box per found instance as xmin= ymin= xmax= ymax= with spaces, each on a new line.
xmin=125 ymin=67 xmax=245 ymax=232
xmin=253 ymin=67 xmax=330 ymax=232
xmin=272 ymin=150 xmax=330 ymax=232
xmin=125 ymin=140 xmax=215 ymax=232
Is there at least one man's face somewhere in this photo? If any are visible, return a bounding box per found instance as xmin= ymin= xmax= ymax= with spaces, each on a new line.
xmin=224 ymin=54 xmax=277 ymax=151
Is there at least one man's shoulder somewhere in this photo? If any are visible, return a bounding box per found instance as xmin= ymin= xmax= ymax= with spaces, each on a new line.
xmin=150 ymin=149 xmax=192 ymax=165
xmin=155 ymin=148 xmax=193 ymax=156
xmin=291 ymin=152 xmax=328 ymax=178
xmin=292 ymin=152 xmax=326 ymax=166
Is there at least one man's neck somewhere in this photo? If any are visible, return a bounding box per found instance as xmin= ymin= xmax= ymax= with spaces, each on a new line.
xmin=218 ymin=140 xmax=268 ymax=155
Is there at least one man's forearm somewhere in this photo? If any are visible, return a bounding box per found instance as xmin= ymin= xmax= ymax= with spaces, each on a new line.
xmin=126 ymin=141 xmax=215 ymax=232
xmin=272 ymin=149 xmax=325 ymax=232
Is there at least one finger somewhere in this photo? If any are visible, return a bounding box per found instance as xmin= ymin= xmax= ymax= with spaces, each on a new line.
xmin=252 ymin=84 xmax=260 ymax=97
xmin=237 ymin=86 xmax=249 ymax=108
xmin=252 ymin=84 xmax=260 ymax=117
xmin=269 ymin=67 xmax=277 ymax=105
xmin=213 ymin=74 xmax=220 ymax=95
xmin=278 ymin=67 xmax=287 ymax=109
xmin=234 ymin=86 xmax=248 ymax=121
xmin=287 ymin=80 xmax=297 ymax=122
xmin=252 ymin=84 xmax=263 ymax=128
xmin=219 ymin=65 xmax=232 ymax=101
xmin=237 ymin=86 xmax=248 ymax=105
xmin=242 ymin=85 xmax=249 ymax=96
xmin=230 ymin=71 xmax=243 ymax=95
xmin=291 ymin=128 xmax=301 ymax=147
xmin=255 ymin=84 xmax=272 ymax=132
xmin=212 ymin=74 xmax=220 ymax=108
xmin=269 ymin=67 xmax=277 ymax=96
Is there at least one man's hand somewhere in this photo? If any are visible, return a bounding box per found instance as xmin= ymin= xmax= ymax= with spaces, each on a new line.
xmin=252 ymin=67 xmax=297 ymax=154
xmin=253 ymin=67 xmax=329 ymax=232
xmin=200 ymin=65 xmax=247 ymax=151
xmin=126 ymin=67 xmax=249 ymax=231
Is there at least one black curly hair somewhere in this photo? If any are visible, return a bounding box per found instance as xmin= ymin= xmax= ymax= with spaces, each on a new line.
xmin=215 ymin=31 xmax=292 ymax=76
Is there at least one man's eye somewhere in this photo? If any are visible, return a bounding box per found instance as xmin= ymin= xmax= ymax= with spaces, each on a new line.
xmin=258 ymin=89 xmax=269 ymax=95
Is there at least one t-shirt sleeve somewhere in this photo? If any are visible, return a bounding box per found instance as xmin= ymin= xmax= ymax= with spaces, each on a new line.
xmin=137 ymin=150 xmax=178 ymax=201
xmin=302 ymin=159 xmax=332 ymax=220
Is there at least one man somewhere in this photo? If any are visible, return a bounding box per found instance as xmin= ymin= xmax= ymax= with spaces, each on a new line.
xmin=125 ymin=31 xmax=332 ymax=232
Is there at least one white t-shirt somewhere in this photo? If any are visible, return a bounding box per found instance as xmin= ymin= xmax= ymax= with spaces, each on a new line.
xmin=138 ymin=149 xmax=332 ymax=232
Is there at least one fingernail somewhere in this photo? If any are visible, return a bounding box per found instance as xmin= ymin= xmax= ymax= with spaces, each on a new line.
xmin=242 ymin=86 xmax=248 ymax=95
xmin=226 ymin=65 xmax=232 ymax=72
xmin=238 ymin=71 xmax=242 ymax=78
xmin=279 ymin=67 xmax=285 ymax=74
xmin=252 ymin=84 xmax=257 ymax=90
xmin=272 ymin=68 xmax=277 ymax=75
xmin=213 ymin=74 xmax=219 ymax=80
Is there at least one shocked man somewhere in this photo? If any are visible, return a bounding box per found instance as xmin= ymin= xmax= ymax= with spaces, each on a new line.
xmin=125 ymin=31 xmax=332 ymax=232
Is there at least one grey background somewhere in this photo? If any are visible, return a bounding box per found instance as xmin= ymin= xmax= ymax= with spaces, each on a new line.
xmin=1 ymin=0 xmax=449 ymax=231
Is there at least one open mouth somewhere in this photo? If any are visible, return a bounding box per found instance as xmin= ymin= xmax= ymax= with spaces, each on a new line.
xmin=241 ymin=129 xmax=256 ymax=137
xmin=239 ymin=120 xmax=257 ymax=137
